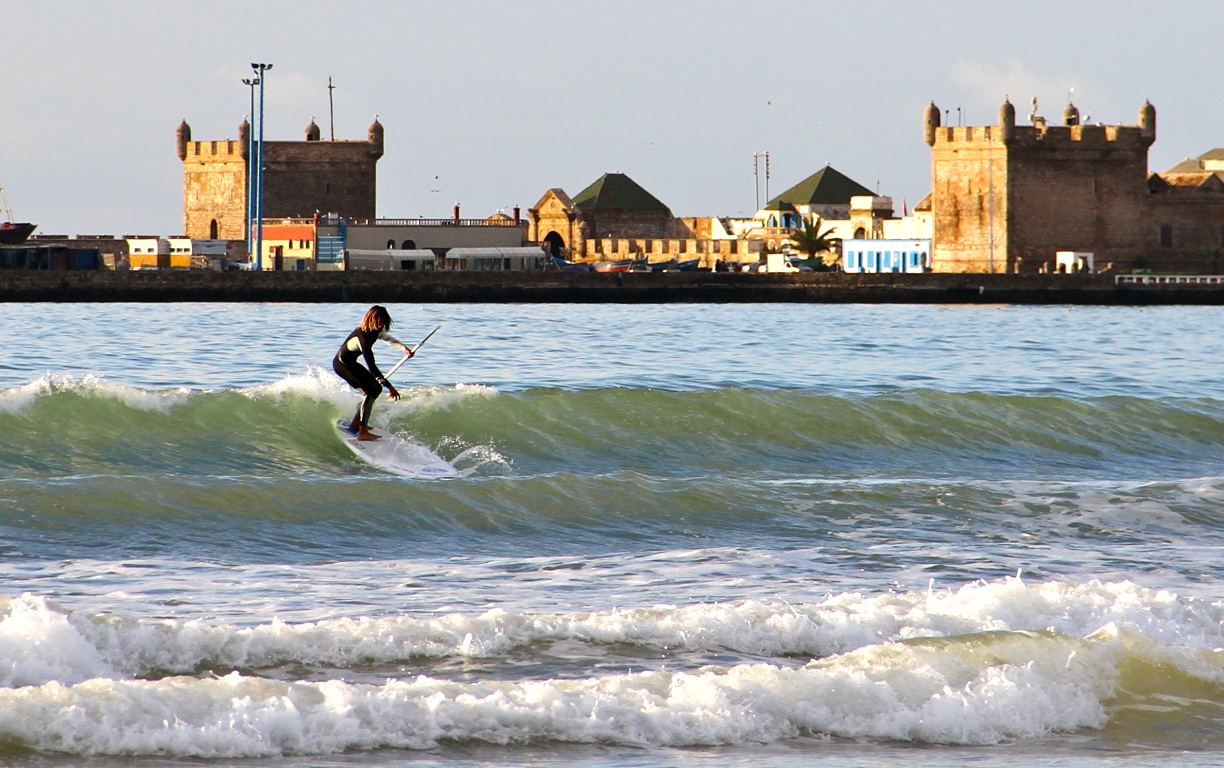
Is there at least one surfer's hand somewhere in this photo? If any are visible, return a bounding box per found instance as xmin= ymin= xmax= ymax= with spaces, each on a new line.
xmin=405 ymin=348 xmax=414 ymax=358
xmin=387 ymin=385 xmax=400 ymax=401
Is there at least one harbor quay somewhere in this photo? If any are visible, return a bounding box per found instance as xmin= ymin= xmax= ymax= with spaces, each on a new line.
xmin=2 ymin=269 xmax=1223 ymax=305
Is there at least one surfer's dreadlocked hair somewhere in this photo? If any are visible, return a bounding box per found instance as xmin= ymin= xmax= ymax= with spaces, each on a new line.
xmin=360 ymin=305 xmax=392 ymax=333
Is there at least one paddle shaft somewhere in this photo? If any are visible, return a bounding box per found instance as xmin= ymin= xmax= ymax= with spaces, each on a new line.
xmin=384 ymin=325 xmax=440 ymax=381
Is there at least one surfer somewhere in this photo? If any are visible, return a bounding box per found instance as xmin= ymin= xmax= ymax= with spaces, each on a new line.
xmin=333 ymin=305 xmax=412 ymax=441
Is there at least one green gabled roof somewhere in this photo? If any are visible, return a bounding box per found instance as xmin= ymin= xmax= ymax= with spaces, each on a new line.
xmin=572 ymin=172 xmax=670 ymax=212
xmin=766 ymin=164 xmax=874 ymax=208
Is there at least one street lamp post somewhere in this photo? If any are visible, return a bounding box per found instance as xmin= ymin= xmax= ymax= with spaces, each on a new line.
xmin=251 ymin=62 xmax=273 ymax=270
xmin=241 ymin=77 xmax=259 ymax=260
xmin=753 ymin=151 xmax=770 ymax=212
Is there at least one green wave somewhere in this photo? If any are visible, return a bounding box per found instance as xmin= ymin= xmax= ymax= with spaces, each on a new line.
xmin=3 ymin=378 xmax=1224 ymax=480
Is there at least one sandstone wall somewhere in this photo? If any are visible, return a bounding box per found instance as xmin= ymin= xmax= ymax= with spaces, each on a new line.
xmin=182 ymin=140 xmax=247 ymax=240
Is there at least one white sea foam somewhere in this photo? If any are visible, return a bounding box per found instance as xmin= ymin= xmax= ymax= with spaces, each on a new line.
xmin=245 ymin=365 xmax=351 ymax=405
xmin=0 ymin=378 xmax=47 ymax=414
xmin=245 ymin=369 xmax=498 ymax=420
xmin=0 ymin=374 xmax=192 ymax=415
xmin=5 ymin=578 xmax=1224 ymax=690
xmin=77 ymin=373 xmax=194 ymax=413
xmin=393 ymin=381 xmax=498 ymax=413
xmin=0 ymin=629 xmax=1128 ymax=756
xmin=4 ymin=581 xmax=1224 ymax=755
xmin=0 ymin=596 xmax=118 ymax=687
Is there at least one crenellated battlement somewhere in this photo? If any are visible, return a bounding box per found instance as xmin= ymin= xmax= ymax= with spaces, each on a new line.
xmin=926 ymin=99 xmax=1156 ymax=150
xmin=931 ymin=123 xmax=1148 ymax=149
xmin=185 ymin=140 xmax=245 ymax=159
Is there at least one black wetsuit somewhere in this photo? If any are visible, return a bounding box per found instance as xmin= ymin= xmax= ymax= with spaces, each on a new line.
xmin=333 ymin=327 xmax=404 ymax=427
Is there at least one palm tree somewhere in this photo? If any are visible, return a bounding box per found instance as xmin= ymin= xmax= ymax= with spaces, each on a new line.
xmin=787 ymin=215 xmax=839 ymax=271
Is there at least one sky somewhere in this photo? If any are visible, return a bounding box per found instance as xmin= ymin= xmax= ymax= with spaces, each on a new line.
xmin=3 ymin=1 xmax=1222 ymax=236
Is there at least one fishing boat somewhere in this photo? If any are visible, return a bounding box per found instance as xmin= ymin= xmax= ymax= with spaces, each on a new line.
xmin=0 ymin=185 xmax=36 ymax=245
xmin=631 ymin=257 xmax=677 ymax=272
xmin=550 ymin=255 xmax=593 ymax=272
xmin=0 ymin=221 xmax=36 ymax=245
xmin=592 ymin=258 xmax=634 ymax=273
xmin=675 ymin=257 xmax=701 ymax=271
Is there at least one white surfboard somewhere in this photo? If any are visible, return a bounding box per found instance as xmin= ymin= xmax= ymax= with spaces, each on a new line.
xmin=335 ymin=420 xmax=463 ymax=479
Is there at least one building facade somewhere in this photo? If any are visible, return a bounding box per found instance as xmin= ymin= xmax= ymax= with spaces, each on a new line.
xmin=926 ymin=99 xmax=1224 ymax=274
xmin=842 ymin=239 xmax=931 ymax=273
xmin=177 ymin=118 xmax=384 ymax=242
xmin=528 ymin=173 xmax=680 ymax=259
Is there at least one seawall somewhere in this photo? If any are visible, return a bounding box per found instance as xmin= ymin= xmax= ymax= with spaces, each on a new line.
xmin=2 ymin=270 xmax=1223 ymax=304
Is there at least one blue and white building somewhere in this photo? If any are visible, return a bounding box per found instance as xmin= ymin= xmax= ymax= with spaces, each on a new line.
xmin=842 ymin=239 xmax=931 ymax=273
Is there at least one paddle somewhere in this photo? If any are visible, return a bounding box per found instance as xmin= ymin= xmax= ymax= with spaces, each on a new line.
xmin=384 ymin=325 xmax=440 ymax=381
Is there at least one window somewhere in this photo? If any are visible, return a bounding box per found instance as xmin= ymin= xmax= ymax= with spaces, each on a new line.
xmin=1160 ymin=225 xmax=1173 ymax=248
xmin=387 ymin=240 xmax=396 ymax=249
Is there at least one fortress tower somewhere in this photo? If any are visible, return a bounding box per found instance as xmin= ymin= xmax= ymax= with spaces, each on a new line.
xmin=925 ymin=99 xmax=1156 ymax=273
xmin=178 ymin=118 xmax=385 ymax=241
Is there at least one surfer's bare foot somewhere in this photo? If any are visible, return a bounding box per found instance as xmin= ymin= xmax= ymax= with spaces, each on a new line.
xmin=357 ymin=427 xmax=380 ymax=441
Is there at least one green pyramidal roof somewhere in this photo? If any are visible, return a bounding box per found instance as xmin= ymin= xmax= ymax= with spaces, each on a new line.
xmin=766 ymin=164 xmax=874 ymax=208
xmin=572 ymin=173 xmax=671 ymax=212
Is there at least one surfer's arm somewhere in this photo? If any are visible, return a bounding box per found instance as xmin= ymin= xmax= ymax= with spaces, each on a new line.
xmin=357 ymin=333 xmax=390 ymax=383
xmin=379 ymin=330 xmax=413 ymax=357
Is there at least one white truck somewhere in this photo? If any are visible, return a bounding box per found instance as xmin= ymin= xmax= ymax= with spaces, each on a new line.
xmin=757 ymin=252 xmax=800 ymax=273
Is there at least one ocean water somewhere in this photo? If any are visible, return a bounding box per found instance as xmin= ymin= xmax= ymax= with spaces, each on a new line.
xmin=3 ymin=301 xmax=1224 ymax=767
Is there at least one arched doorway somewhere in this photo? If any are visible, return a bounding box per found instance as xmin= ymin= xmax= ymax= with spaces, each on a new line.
xmin=209 ymin=219 xmax=219 ymax=239
xmin=401 ymin=239 xmax=416 ymax=250
xmin=543 ymin=231 xmax=566 ymax=258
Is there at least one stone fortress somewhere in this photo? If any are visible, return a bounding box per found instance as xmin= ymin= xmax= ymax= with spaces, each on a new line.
xmin=925 ymin=98 xmax=1224 ymax=273
xmin=176 ymin=117 xmax=384 ymax=240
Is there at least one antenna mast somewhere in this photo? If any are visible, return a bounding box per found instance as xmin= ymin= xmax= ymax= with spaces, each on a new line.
xmin=0 ymin=178 xmax=13 ymax=222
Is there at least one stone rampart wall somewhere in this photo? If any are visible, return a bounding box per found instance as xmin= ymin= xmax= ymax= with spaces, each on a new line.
xmin=261 ymin=141 xmax=377 ymax=221
xmin=3 ymin=269 xmax=1223 ymax=305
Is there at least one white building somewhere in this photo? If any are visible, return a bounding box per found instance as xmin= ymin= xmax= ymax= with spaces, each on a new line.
xmin=345 ymin=249 xmax=439 ymax=271
xmin=126 ymin=238 xmax=172 ymax=269
xmin=842 ymin=239 xmax=932 ymax=273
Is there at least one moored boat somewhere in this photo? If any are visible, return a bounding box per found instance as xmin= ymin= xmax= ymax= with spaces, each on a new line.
xmin=0 ymin=185 xmax=35 ymax=245
xmin=0 ymin=221 xmax=36 ymax=245
xmin=592 ymin=258 xmax=634 ymax=273
xmin=550 ymin=255 xmax=593 ymax=272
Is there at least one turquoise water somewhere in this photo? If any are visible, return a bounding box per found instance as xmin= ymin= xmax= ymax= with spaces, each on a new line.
xmin=2 ymin=302 xmax=1224 ymax=766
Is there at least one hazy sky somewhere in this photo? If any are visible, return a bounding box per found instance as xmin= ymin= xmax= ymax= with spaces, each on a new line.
xmin=4 ymin=1 xmax=1222 ymax=236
